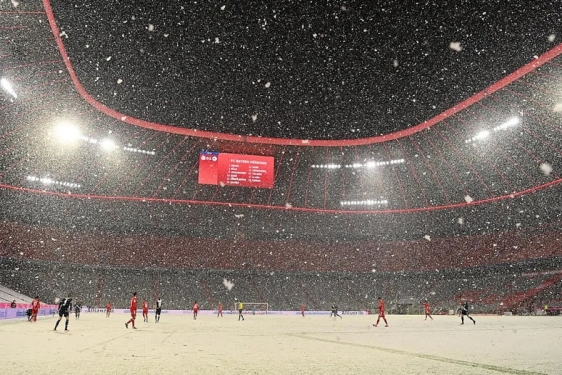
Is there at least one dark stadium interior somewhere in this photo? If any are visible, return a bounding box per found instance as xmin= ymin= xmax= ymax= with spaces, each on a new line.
xmin=0 ymin=0 xmax=561 ymax=315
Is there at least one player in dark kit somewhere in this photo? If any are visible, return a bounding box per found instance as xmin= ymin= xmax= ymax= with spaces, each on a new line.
xmin=74 ymin=300 xmax=82 ymax=319
xmin=330 ymin=303 xmax=342 ymax=319
xmin=54 ymin=294 xmax=73 ymax=331
xmin=458 ymin=301 xmax=476 ymax=325
xmin=155 ymin=298 xmax=162 ymax=322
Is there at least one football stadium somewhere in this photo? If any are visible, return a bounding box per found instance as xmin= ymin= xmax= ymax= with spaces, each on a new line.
xmin=0 ymin=1 xmax=561 ymax=374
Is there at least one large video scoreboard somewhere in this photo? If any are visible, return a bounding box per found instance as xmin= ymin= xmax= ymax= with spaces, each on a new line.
xmin=198 ymin=151 xmax=275 ymax=189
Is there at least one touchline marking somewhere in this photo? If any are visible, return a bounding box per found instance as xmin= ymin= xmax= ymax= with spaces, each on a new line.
xmin=287 ymin=333 xmax=547 ymax=375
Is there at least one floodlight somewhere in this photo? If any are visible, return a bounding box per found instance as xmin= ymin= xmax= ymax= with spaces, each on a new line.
xmin=55 ymin=123 xmax=81 ymax=144
xmin=100 ymin=138 xmax=117 ymax=151
xmin=0 ymin=77 xmax=17 ymax=98
xmin=474 ymin=130 xmax=490 ymax=140
xmin=503 ymin=117 xmax=520 ymax=127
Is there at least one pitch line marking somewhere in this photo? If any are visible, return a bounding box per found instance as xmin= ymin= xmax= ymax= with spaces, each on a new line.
xmin=77 ymin=331 xmax=133 ymax=353
xmin=287 ymin=333 xmax=547 ymax=375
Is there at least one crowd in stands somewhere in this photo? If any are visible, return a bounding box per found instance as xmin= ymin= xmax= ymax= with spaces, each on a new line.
xmin=1 ymin=221 xmax=561 ymax=274
xmin=1 ymin=256 xmax=561 ymax=314
xmin=1 ymin=220 xmax=561 ymax=314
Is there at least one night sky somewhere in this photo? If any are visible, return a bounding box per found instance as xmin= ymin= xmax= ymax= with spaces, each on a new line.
xmin=51 ymin=0 xmax=561 ymax=140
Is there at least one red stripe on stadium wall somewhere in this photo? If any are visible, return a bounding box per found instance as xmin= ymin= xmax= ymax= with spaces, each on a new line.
xmin=42 ymin=0 xmax=562 ymax=147
xmin=2 ymin=177 xmax=561 ymax=215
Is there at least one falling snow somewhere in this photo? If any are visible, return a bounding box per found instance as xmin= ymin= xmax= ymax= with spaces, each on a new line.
xmin=222 ymin=279 xmax=234 ymax=291
xmin=539 ymin=163 xmax=552 ymax=176
xmin=449 ymin=42 xmax=462 ymax=52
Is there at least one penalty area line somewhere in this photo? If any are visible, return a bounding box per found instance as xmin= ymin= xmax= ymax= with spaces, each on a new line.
xmin=286 ymin=333 xmax=546 ymax=375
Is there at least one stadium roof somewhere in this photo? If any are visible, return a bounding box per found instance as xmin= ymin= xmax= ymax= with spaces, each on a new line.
xmin=29 ymin=0 xmax=562 ymax=140
xmin=0 ymin=0 xmax=561 ymax=241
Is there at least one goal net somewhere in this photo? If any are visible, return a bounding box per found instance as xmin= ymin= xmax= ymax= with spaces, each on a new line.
xmin=234 ymin=302 xmax=268 ymax=315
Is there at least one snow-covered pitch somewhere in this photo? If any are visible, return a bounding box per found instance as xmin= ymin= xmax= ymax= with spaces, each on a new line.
xmin=1 ymin=313 xmax=559 ymax=374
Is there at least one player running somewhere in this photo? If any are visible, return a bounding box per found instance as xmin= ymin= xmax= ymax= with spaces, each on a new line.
xmin=155 ymin=298 xmax=162 ymax=322
xmin=30 ymin=296 xmax=40 ymax=322
xmin=373 ymin=297 xmax=389 ymax=327
xmin=142 ymin=299 xmax=149 ymax=322
xmin=423 ymin=300 xmax=433 ymax=321
xmin=125 ymin=292 xmax=138 ymax=329
xmin=192 ymin=301 xmax=200 ymax=320
xmin=53 ymin=294 xmax=72 ymax=331
xmin=458 ymin=301 xmax=476 ymax=325
xmin=330 ymin=303 xmax=342 ymax=319
xmin=106 ymin=301 xmax=112 ymax=317
xmin=217 ymin=302 xmax=223 ymax=318
xmin=301 ymin=304 xmax=305 ymax=317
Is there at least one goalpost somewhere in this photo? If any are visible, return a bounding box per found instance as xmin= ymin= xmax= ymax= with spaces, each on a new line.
xmin=234 ymin=302 xmax=269 ymax=315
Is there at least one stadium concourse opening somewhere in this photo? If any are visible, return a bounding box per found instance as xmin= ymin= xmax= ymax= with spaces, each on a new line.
xmin=1 ymin=0 xmax=562 ymax=374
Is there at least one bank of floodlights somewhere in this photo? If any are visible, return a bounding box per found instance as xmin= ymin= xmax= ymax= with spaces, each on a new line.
xmin=26 ymin=175 xmax=81 ymax=189
xmin=312 ymin=159 xmax=405 ymax=170
xmin=343 ymin=159 xmax=405 ymax=169
xmin=340 ymin=199 xmax=389 ymax=206
xmin=465 ymin=117 xmax=520 ymax=144
xmin=53 ymin=123 xmax=155 ymax=155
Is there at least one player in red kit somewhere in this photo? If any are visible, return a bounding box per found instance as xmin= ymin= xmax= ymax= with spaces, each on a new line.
xmin=125 ymin=292 xmax=137 ymax=329
xmin=423 ymin=300 xmax=433 ymax=321
xmin=301 ymin=304 xmax=305 ymax=317
xmin=30 ymin=296 xmax=40 ymax=322
xmin=217 ymin=302 xmax=223 ymax=318
xmin=142 ymin=299 xmax=149 ymax=322
xmin=106 ymin=301 xmax=112 ymax=317
xmin=373 ymin=297 xmax=389 ymax=327
xmin=193 ymin=301 xmax=200 ymax=320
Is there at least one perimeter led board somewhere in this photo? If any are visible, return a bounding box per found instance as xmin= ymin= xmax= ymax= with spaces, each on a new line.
xmin=198 ymin=151 xmax=274 ymax=188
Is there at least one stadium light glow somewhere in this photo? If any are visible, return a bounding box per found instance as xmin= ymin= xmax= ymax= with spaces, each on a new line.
xmin=492 ymin=117 xmax=520 ymax=131
xmin=343 ymin=159 xmax=405 ymax=169
xmin=312 ymin=159 xmax=405 ymax=170
xmin=27 ymin=175 xmax=81 ymax=189
xmin=122 ymin=147 xmax=156 ymax=155
xmin=340 ymin=199 xmax=389 ymax=206
xmin=311 ymin=164 xmax=341 ymax=169
xmin=51 ymin=124 xmax=156 ymax=155
xmin=55 ymin=123 xmax=81 ymax=144
xmin=465 ymin=117 xmax=520 ymax=143
xmin=100 ymin=139 xmax=117 ymax=151
xmin=0 ymin=77 xmax=17 ymax=98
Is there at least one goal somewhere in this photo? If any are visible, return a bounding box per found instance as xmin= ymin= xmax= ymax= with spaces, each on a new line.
xmin=234 ymin=302 xmax=269 ymax=315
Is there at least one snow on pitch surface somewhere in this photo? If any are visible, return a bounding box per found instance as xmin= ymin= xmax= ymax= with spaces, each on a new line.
xmin=1 ymin=314 xmax=560 ymax=374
